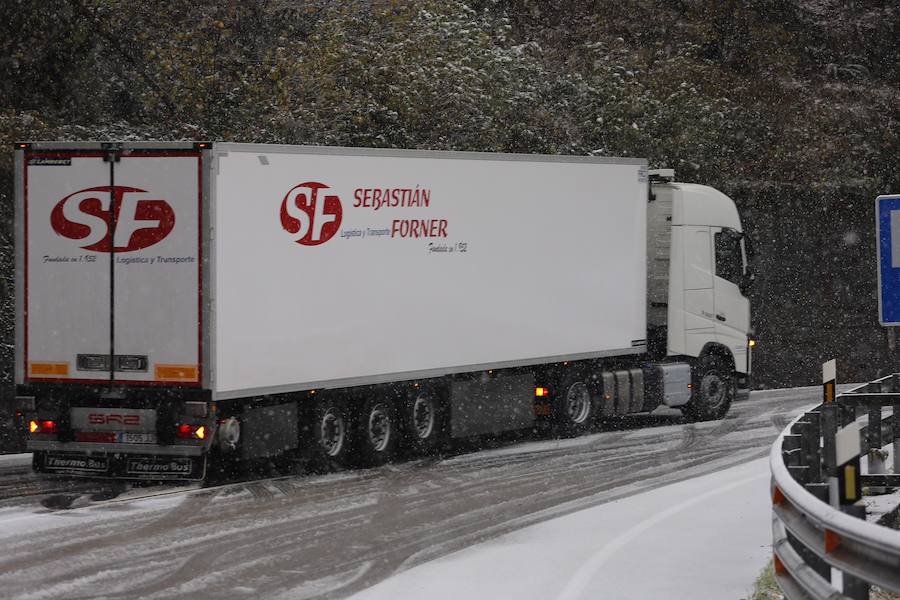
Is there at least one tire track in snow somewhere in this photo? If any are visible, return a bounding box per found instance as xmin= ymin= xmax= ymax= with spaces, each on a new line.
xmin=0 ymin=387 xmax=819 ymax=599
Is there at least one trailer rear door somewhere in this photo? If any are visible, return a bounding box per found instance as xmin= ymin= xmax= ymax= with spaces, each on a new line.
xmin=112 ymin=151 xmax=202 ymax=385
xmin=23 ymin=151 xmax=111 ymax=382
xmin=20 ymin=146 xmax=203 ymax=386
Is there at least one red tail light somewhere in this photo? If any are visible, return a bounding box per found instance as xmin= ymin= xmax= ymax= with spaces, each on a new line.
xmin=176 ymin=423 xmax=206 ymax=440
xmin=29 ymin=420 xmax=58 ymax=434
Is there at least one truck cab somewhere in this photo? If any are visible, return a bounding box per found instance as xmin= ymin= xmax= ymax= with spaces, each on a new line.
xmin=648 ymin=170 xmax=753 ymax=415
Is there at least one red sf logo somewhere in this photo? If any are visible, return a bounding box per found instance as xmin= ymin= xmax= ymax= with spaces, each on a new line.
xmin=50 ymin=186 xmax=175 ymax=252
xmin=88 ymin=414 xmax=140 ymax=425
xmin=280 ymin=182 xmax=342 ymax=246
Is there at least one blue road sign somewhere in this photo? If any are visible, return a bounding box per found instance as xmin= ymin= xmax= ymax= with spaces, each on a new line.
xmin=877 ymin=195 xmax=900 ymax=325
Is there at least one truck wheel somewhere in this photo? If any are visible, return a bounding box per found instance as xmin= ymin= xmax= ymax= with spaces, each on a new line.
xmin=311 ymin=399 xmax=353 ymax=470
xmin=553 ymin=377 xmax=593 ymax=437
xmin=401 ymin=386 xmax=443 ymax=454
xmin=684 ymin=356 xmax=735 ymax=421
xmin=356 ymin=396 xmax=398 ymax=467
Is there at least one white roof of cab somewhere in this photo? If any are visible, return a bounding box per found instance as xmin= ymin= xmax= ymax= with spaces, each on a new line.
xmin=671 ymin=183 xmax=742 ymax=232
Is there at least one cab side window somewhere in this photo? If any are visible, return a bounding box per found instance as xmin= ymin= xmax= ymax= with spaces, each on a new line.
xmin=715 ymin=230 xmax=743 ymax=285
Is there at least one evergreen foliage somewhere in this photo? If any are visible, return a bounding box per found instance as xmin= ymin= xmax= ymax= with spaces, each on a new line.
xmin=0 ymin=0 xmax=898 ymax=387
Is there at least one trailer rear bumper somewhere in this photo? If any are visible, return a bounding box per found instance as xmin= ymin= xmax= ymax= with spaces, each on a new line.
xmin=27 ymin=440 xmax=203 ymax=456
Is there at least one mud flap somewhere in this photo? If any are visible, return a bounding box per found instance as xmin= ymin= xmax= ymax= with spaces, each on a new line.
xmin=35 ymin=451 xmax=207 ymax=481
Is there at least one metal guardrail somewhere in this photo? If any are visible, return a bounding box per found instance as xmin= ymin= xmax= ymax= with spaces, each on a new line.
xmin=771 ymin=374 xmax=900 ymax=600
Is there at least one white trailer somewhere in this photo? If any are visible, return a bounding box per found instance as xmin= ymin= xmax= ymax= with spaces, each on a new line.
xmin=14 ymin=143 xmax=753 ymax=479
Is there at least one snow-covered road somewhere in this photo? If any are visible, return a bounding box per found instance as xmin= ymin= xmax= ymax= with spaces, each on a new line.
xmin=0 ymin=387 xmax=821 ymax=599
xmin=352 ymin=456 xmax=772 ymax=600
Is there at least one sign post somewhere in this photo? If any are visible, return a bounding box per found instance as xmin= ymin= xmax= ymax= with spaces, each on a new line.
xmin=823 ymin=359 xmax=836 ymax=404
xmin=835 ymin=421 xmax=862 ymax=506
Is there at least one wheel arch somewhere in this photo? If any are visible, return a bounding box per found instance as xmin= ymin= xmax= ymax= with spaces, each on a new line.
xmin=698 ymin=342 xmax=735 ymax=371
xmin=685 ymin=343 xmax=737 ymax=421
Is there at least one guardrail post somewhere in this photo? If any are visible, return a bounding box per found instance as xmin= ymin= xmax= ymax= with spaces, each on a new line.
xmin=783 ymin=434 xmax=803 ymax=466
xmin=841 ymin=503 xmax=870 ymax=599
xmin=868 ymin=404 xmax=886 ymax=493
xmin=794 ymin=420 xmax=819 ymax=484
xmin=783 ymin=433 xmax=810 ymax=484
xmin=841 ymin=404 xmax=856 ymax=428
xmin=894 ymin=404 xmax=900 ymax=476
xmin=822 ymin=403 xmax=838 ymax=475
xmin=805 ymin=411 xmax=822 ymax=483
xmin=837 ymin=403 xmax=864 ymax=506
xmin=800 ymin=483 xmax=832 ymax=581
xmin=794 ymin=420 xmax=812 ymax=467
xmin=868 ymin=405 xmax=883 ymax=452
xmin=821 ymin=403 xmax=841 ymax=505
xmin=784 ymin=431 xmax=809 ymax=483
xmin=823 ymin=359 xmax=837 ymax=403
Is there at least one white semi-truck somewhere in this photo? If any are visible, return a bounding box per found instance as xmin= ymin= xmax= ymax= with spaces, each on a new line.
xmin=13 ymin=142 xmax=753 ymax=480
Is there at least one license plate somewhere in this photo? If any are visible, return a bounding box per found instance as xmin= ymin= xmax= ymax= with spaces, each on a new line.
xmin=118 ymin=432 xmax=157 ymax=444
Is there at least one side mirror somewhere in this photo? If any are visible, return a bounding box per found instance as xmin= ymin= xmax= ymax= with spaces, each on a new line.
xmin=739 ymin=232 xmax=754 ymax=296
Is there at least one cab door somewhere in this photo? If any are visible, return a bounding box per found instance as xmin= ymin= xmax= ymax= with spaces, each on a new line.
xmin=712 ymin=227 xmax=750 ymax=369
xmin=681 ymin=226 xmax=717 ymax=356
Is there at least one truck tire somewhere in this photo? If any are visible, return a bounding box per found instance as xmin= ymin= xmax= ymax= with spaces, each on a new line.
xmin=552 ymin=376 xmax=593 ymax=437
xmin=401 ymin=386 xmax=443 ymax=454
xmin=684 ymin=356 xmax=734 ymax=421
xmin=310 ymin=398 xmax=353 ymax=470
xmin=356 ymin=395 xmax=398 ymax=467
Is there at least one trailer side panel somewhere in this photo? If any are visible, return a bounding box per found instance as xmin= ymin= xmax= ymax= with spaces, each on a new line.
xmin=213 ymin=147 xmax=647 ymax=397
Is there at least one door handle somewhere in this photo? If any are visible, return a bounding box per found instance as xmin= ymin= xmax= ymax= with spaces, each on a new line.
xmin=716 ymin=314 xmax=727 ymax=322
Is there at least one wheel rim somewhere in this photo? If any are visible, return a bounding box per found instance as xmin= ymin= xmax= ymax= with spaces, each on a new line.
xmin=320 ymin=408 xmax=345 ymax=457
xmin=700 ymin=373 xmax=727 ymax=412
xmin=368 ymin=403 xmax=392 ymax=452
xmin=565 ymin=382 xmax=591 ymax=424
xmin=412 ymin=395 xmax=435 ymax=440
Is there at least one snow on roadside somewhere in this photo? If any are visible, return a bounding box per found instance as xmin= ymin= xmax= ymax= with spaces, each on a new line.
xmin=0 ymin=452 xmax=31 ymax=466
xmin=0 ymin=493 xmax=185 ymax=539
xmin=351 ymin=456 xmax=774 ymax=600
